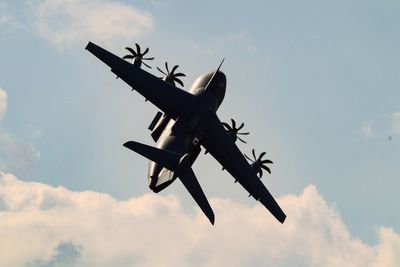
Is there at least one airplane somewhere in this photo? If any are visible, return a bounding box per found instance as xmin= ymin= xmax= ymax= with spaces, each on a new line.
xmin=85 ymin=42 xmax=286 ymax=225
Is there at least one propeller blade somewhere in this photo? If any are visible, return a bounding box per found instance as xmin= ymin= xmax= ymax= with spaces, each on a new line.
xmin=143 ymin=57 xmax=155 ymax=60
xmin=237 ymin=132 xmax=250 ymax=135
xmin=222 ymin=122 xmax=232 ymax=131
xmin=238 ymin=122 xmax=244 ymax=131
xmin=135 ymin=43 xmax=141 ymax=55
xmin=261 ymin=159 xmax=273 ymax=164
xmin=231 ymin=119 xmax=236 ymax=130
xmin=171 ymin=65 xmax=179 ymax=73
xmin=174 ymin=77 xmax=184 ymax=87
xmin=125 ymin=47 xmax=137 ymax=57
xmin=261 ymin=165 xmax=271 ymax=174
xmin=174 ymin=72 xmax=186 ymax=77
xmin=259 ymin=152 xmax=266 ymax=160
xmin=122 ymin=55 xmax=134 ymax=59
xmin=252 ymin=149 xmax=256 ymax=160
xmin=244 ymin=154 xmax=254 ymax=162
xmin=237 ymin=136 xmax=247 ymax=144
xmin=142 ymin=61 xmax=152 ymax=69
xmin=259 ymin=169 xmax=263 ymax=178
xmin=157 ymin=67 xmax=167 ymax=75
xmin=142 ymin=47 xmax=149 ymax=56
xmin=165 ymin=62 xmax=169 ymax=73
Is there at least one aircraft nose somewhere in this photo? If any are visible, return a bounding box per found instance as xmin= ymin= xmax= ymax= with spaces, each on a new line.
xmin=208 ymin=71 xmax=226 ymax=109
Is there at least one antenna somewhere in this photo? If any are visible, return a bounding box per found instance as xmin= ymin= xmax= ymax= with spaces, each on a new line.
xmin=204 ymin=58 xmax=225 ymax=90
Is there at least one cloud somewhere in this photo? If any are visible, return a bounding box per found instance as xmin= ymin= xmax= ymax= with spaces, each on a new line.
xmin=0 ymin=11 xmax=12 ymax=25
xmin=390 ymin=111 xmax=400 ymax=136
xmin=361 ymin=111 xmax=400 ymax=140
xmin=0 ymin=88 xmax=6 ymax=121
xmin=361 ymin=121 xmax=374 ymax=138
xmin=28 ymin=241 xmax=82 ymax=267
xmin=0 ymin=3 xmax=23 ymax=29
xmin=28 ymin=0 xmax=154 ymax=48
xmin=0 ymin=88 xmax=40 ymax=174
xmin=0 ymin=172 xmax=399 ymax=267
xmin=0 ymin=3 xmax=12 ymax=25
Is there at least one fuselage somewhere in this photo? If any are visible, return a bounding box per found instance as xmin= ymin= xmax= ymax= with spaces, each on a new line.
xmin=148 ymin=71 xmax=226 ymax=192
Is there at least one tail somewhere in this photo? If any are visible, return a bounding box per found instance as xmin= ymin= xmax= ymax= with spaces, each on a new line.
xmin=123 ymin=141 xmax=215 ymax=224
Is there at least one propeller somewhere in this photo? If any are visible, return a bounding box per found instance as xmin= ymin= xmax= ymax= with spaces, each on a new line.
xmin=157 ymin=62 xmax=186 ymax=87
xmin=244 ymin=149 xmax=273 ymax=179
xmin=222 ymin=119 xmax=249 ymax=143
xmin=123 ymin=43 xmax=154 ymax=69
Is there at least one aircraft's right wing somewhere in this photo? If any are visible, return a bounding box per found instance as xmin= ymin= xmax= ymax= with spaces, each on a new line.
xmin=86 ymin=42 xmax=196 ymax=119
xmin=200 ymin=112 xmax=286 ymax=223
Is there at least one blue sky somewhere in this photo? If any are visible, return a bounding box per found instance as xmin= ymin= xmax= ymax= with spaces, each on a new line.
xmin=0 ymin=0 xmax=399 ymax=266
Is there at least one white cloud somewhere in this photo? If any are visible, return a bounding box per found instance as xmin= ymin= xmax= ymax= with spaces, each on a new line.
xmin=361 ymin=112 xmax=400 ymax=140
xmin=390 ymin=111 xmax=400 ymax=136
xmin=0 ymin=131 xmax=40 ymax=174
xmin=0 ymin=172 xmax=399 ymax=267
xmin=0 ymin=88 xmax=40 ymax=174
xmin=0 ymin=3 xmax=11 ymax=25
xmin=29 ymin=0 xmax=155 ymax=48
xmin=361 ymin=121 xmax=374 ymax=138
xmin=0 ymin=12 xmax=11 ymax=25
xmin=0 ymin=88 xmax=6 ymax=121
xmin=0 ymin=3 xmax=22 ymax=29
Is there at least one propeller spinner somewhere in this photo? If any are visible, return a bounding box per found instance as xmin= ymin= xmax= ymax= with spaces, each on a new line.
xmin=244 ymin=149 xmax=273 ymax=178
xmin=123 ymin=43 xmax=154 ymax=69
xmin=222 ymin=119 xmax=249 ymax=143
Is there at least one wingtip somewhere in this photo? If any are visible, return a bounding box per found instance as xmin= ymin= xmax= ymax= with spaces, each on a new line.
xmin=85 ymin=41 xmax=93 ymax=50
xmin=123 ymin=141 xmax=137 ymax=151
xmin=122 ymin=141 xmax=131 ymax=148
xmin=210 ymin=213 xmax=215 ymax=225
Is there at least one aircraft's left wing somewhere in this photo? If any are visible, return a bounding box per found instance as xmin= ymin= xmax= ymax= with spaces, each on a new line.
xmin=85 ymin=42 xmax=195 ymax=119
xmin=200 ymin=113 xmax=286 ymax=223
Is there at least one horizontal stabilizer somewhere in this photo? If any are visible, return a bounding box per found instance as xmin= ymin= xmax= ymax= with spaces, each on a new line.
xmin=123 ymin=141 xmax=181 ymax=171
xmin=124 ymin=141 xmax=214 ymax=224
xmin=177 ymin=155 xmax=215 ymax=225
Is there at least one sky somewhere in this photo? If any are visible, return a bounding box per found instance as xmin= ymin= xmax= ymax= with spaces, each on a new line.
xmin=0 ymin=0 xmax=399 ymax=266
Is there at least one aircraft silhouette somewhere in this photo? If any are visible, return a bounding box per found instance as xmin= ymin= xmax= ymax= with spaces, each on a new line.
xmin=85 ymin=42 xmax=286 ymax=225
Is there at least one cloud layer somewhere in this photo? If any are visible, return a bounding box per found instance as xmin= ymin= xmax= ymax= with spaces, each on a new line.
xmin=28 ymin=0 xmax=154 ymax=48
xmin=0 ymin=88 xmax=40 ymax=174
xmin=0 ymin=172 xmax=399 ymax=267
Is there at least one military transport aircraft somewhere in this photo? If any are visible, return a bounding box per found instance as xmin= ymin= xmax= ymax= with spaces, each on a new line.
xmin=85 ymin=42 xmax=286 ymax=225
